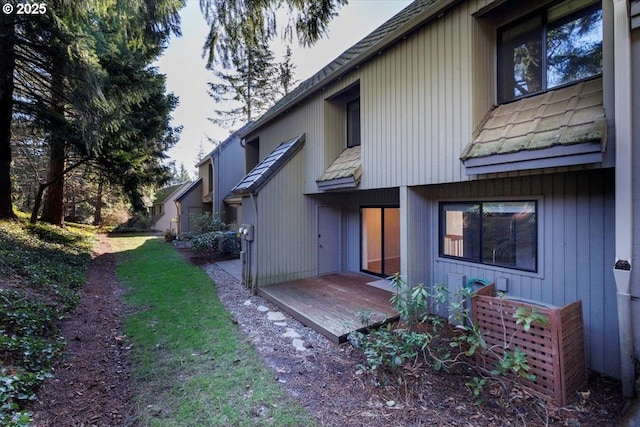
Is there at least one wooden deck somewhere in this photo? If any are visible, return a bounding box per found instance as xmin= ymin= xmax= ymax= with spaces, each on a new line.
xmin=258 ymin=272 xmax=398 ymax=343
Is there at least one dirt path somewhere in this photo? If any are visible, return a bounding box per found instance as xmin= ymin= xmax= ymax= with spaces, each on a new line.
xmin=30 ymin=235 xmax=133 ymax=427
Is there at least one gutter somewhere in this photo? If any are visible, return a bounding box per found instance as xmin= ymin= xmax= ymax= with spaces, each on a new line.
xmin=612 ymin=0 xmax=635 ymax=399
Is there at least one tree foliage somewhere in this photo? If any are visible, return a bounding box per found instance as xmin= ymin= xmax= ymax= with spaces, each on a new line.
xmin=199 ymin=0 xmax=347 ymax=68
xmin=208 ymin=41 xmax=279 ymax=127
xmin=0 ymin=0 xmax=185 ymax=224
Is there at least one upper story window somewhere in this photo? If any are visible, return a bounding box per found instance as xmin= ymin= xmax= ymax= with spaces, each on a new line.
xmin=440 ymin=201 xmax=538 ymax=272
xmin=498 ymin=0 xmax=602 ymax=104
xmin=245 ymin=137 xmax=259 ymax=173
xmin=347 ymin=98 xmax=361 ymax=147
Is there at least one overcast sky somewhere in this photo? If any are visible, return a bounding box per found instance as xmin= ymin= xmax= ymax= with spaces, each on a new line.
xmin=155 ymin=0 xmax=413 ymax=173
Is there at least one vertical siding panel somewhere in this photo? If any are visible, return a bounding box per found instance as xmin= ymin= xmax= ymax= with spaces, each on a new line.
xmin=451 ymin=12 xmax=461 ymax=182
xmin=419 ymin=34 xmax=428 ymax=185
xmin=588 ymin=172 xmax=605 ymax=372
xmin=601 ymin=172 xmax=619 ymax=377
xmin=564 ymin=174 xmax=578 ymax=302
xmin=430 ymin=23 xmax=440 ymax=183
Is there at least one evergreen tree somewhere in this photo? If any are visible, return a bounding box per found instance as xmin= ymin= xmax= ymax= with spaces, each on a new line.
xmin=208 ymin=41 xmax=279 ymax=127
xmin=278 ymin=45 xmax=299 ymax=95
xmin=0 ymin=0 xmax=184 ymax=224
xmin=199 ymin=0 xmax=347 ymax=68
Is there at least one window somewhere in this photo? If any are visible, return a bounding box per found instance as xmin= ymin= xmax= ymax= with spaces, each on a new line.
xmin=361 ymin=207 xmax=400 ymax=277
xmin=226 ymin=204 xmax=238 ymax=225
xmin=498 ymin=0 xmax=602 ymax=103
xmin=347 ymin=98 xmax=361 ymax=147
xmin=245 ymin=138 xmax=259 ymax=173
xmin=208 ymin=164 xmax=213 ymax=193
xmin=440 ymin=201 xmax=537 ymax=272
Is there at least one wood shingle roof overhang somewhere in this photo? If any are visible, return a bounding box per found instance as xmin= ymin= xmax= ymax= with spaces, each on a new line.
xmin=461 ymin=78 xmax=607 ymax=175
xmin=232 ymin=134 xmax=305 ymax=195
xmin=316 ymin=146 xmax=362 ymax=191
xmin=239 ymin=0 xmax=461 ymax=138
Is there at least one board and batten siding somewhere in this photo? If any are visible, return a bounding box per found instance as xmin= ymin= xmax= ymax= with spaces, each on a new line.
xmin=357 ymin=0 xmax=478 ymax=189
xmin=408 ymin=169 xmax=618 ymax=378
xmin=633 ymin=22 xmax=640 ymax=360
xmin=252 ymin=147 xmax=319 ymax=286
xmin=213 ymin=138 xmax=245 ymax=214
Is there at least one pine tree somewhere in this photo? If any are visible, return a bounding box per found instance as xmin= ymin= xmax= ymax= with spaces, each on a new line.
xmin=208 ymin=42 xmax=279 ymax=127
xmin=199 ymin=0 xmax=347 ymax=68
xmin=278 ymin=46 xmax=299 ymax=96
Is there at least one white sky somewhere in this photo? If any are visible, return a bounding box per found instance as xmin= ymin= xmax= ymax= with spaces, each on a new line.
xmin=155 ymin=0 xmax=412 ymax=173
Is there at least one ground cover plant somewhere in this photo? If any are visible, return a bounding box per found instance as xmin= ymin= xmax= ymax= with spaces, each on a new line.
xmin=114 ymin=235 xmax=312 ymax=426
xmin=0 ymin=216 xmax=94 ymax=426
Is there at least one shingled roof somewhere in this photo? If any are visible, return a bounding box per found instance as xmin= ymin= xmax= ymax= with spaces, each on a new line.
xmin=232 ymin=134 xmax=305 ymax=195
xmin=461 ymin=78 xmax=606 ymax=175
xmin=316 ymin=146 xmax=362 ymax=191
xmin=242 ymin=0 xmax=449 ymax=136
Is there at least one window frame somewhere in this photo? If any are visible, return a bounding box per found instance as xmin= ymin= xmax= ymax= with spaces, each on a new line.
xmin=360 ymin=205 xmax=401 ymax=278
xmin=438 ymin=200 xmax=539 ymax=273
xmin=346 ymin=97 xmax=361 ymax=148
xmin=497 ymin=0 xmax=602 ymax=104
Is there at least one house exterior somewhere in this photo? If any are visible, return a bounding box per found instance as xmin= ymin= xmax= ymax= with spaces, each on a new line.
xmin=192 ymin=125 xmax=252 ymax=230
xmin=150 ymin=183 xmax=191 ymax=232
xmin=174 ymin=179 xmax=202 ymax=234
xmin=232 ymin=0 xmax=638 ymax=394
xmin=176 ymin=126 xmax=250 ymax=234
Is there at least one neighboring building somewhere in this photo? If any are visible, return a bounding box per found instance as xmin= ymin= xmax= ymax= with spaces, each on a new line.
xmin=174 ymin=179 xmax=202 ymax=234
xmin=232 ymin=0 xmax=639 ymax=394
xmin=193 ymin=124 xmax=252 ymax=230
xmin=150 ymin=183 xmax=191 ymax=232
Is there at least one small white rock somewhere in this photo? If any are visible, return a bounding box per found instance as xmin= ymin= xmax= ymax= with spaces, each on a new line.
xmin=283 ymin=328 xmax=300 ymax=339
xmin=291 ymin=338 xmax=307 ymax=351
xmin=257 ymin=305 xmax=270 ymax=312
xmin=266 ymin=311 xmax=287 ymax=321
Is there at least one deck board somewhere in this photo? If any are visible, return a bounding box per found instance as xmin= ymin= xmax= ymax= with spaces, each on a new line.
xmin=258 ymin=273 xmax=398 ymax=343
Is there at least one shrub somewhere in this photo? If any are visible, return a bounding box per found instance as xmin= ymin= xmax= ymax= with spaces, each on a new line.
xmin=350 ymin=277 xmax=548 ymax=405
xmin=191 ymin=231 xmax=240 ymax=258
xmin=189 ymin=212 xmax=227 ymax=233
xmin=101 ymin=210 xmax=130 ymax=227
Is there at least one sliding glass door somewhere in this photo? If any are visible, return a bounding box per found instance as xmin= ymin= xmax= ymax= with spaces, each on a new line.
xmin=360 ymin=207 xmax=400 ymax=277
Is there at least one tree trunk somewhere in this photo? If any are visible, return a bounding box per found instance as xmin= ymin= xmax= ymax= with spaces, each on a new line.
xmin=0 ymin=13 xmax=16 ymax=220
xmin=40 ymin=134 xmax=66 ymax=226
xmin=40 ymin=70 xmax=66 ymax=227
xmin=93 ymin=176 xmax=103 ymax=225
xmin=30 ymin=183 xmax=46 ymax=224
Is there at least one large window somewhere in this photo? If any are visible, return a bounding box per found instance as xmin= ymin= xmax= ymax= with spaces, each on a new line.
xmin=498 ymin=0 xmax=602 ymax=103
xmin=440 ymin=201 xmax=537 ymax=272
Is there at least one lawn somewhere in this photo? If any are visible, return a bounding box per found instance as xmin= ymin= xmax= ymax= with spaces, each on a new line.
xmin=114 ymin=235 xmax=313 ymax=426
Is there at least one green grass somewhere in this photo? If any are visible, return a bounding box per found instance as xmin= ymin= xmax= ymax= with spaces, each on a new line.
xmin=115 ymin=236 xmax=314 ymax=427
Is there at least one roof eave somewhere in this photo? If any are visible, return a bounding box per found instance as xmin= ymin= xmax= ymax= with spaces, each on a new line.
xmin=462 ymin=141 xmax=604 ymax=175
xmin=316 ymin=176 xmax=361 ymax=191
xmin=241 ymin=0 xmax=463 ymax=138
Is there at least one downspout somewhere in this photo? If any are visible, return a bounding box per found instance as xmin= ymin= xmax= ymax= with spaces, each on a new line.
xmin=249 ymin=191 xmax=258 ymax=294
xmin=215 ymin=144 xmax=220 ymax=214
xmin=613 ymin=0 xmax=635 ymax=399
